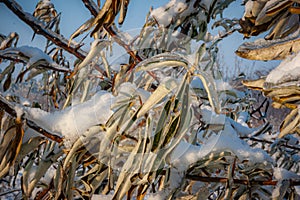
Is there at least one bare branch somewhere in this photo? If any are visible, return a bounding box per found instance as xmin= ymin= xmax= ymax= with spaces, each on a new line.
xmin=1 ymin=0 xmax=87 ymax=60
xmin=0 ymin=94 xmax=63 ymax=143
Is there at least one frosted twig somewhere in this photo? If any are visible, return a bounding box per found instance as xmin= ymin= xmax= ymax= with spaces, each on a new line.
xmin=81 ymin=0 xmax=142 ymax=63
xmin=0 ymin=94 xmax=63 ymax=143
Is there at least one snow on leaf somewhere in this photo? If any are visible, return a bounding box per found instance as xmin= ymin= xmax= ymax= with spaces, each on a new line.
xmin=265 ymin=51 xmax=300 ymax=85
xmin=0 ymin=46 xmax=70 ymax=72
xmin=236 ymin=32 xmax=300 ymax=60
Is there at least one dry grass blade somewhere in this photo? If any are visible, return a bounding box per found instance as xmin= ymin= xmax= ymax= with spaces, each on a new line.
xmin=118 ymin=0 xmax=129 ymax=25
xmin=33 ymin=0 xmax=57 ymax=23
xmin=25 ymin=143 xmax=63 ymax=196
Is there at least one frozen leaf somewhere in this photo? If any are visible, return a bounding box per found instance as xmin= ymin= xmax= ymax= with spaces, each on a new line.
xmin=137 ymin=77 xmax=178 ymax=117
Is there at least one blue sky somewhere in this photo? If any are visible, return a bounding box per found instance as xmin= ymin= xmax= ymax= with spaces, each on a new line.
xmin=0 ymin=0 xmax=279 ymax=79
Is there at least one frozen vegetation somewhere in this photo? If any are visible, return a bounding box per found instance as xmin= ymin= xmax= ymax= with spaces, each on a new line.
xmin=0 ymin=0 xmax=300 ymax=199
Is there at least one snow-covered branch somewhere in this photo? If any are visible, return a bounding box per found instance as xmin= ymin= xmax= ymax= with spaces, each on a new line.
xmin=0 ymin=94 xmax=63 ymax=143
xmin=1 ymin=0 xmax=87 ymax=60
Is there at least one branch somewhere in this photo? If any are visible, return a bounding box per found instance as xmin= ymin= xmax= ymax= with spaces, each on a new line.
xmin=0 ymin=55 xmax=70 ymax=73
xmin=241 ymin=136 xmax=300 ymax=151
xmin=0 ymin=95 xmax=63 ymax=143
xmin=1 ymin=0 xmax=87 ymax=60
xmin=186 ymin=174 xmax=300 ymax=186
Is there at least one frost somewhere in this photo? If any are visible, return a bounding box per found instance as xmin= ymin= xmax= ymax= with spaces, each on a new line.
xmin=170 ymin=121 xmax=272 ymax=171
xmin=265 ymin=51 xmax=300 ymax=85
xmin=243 ymin=0 xmax=254 ymax=19
xmin=0 ymin=46 xmax=69 ymax=71
xmin=236 ymin=29 xmax=300 ymax=60
xmin=273 ymin=167 xmax=300 ymax=181
xmin=151 ymin=0 xmax=209 ymax=27
xmin=14 ymin=105 xmax=24 ymax=120
xmin=115 ymin=82 xmax=150 ymax=105
xmin=77 ymin=39 xmax=109 ymax=70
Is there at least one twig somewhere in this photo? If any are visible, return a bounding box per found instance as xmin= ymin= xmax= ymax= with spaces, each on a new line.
xmin=186 ymin=174 xmax=300 ymax=186
xmin=0 ymin=94 xmax=63 ymax=143
xmin=0 ymin=189 xmax=21 ymax=197
xmin=250 ymin=97 xmax=269 ymax=121
xmin=1 ymin=0 xmax=87 ymax=60
xmin=240 ymin=136 xmax=300 ymax=151
xmin=0 ymin=55 xmax=70 ymax=73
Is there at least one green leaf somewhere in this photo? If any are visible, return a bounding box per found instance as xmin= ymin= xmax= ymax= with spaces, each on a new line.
xmin=152 ymin=99 xmax=173 ymax=152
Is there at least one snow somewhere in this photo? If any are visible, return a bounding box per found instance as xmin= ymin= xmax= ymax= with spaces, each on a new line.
xmin=265 ymin=51 xmax=300 ymax=85
xmin=273 ymin=167 xmax=300 ymax=180
xmin=170 ymin=120 xmax=272 ymax=171
xmin=273 ymin=167 xmax=300 ymax=197
xmin=0 ymin=46 xmax=69 ymax=71
xmin=210 ymin=121 xmax=272 ymax=163
xmin=14 ymin=105 xmax=24 ymax=120
xmin=201 ymin=106 xmax=226 ymax=125
xmin=25 ymin=91 xmax=115 ymax=147
xmin=150 ymin=0 xmax=210 ymax=27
